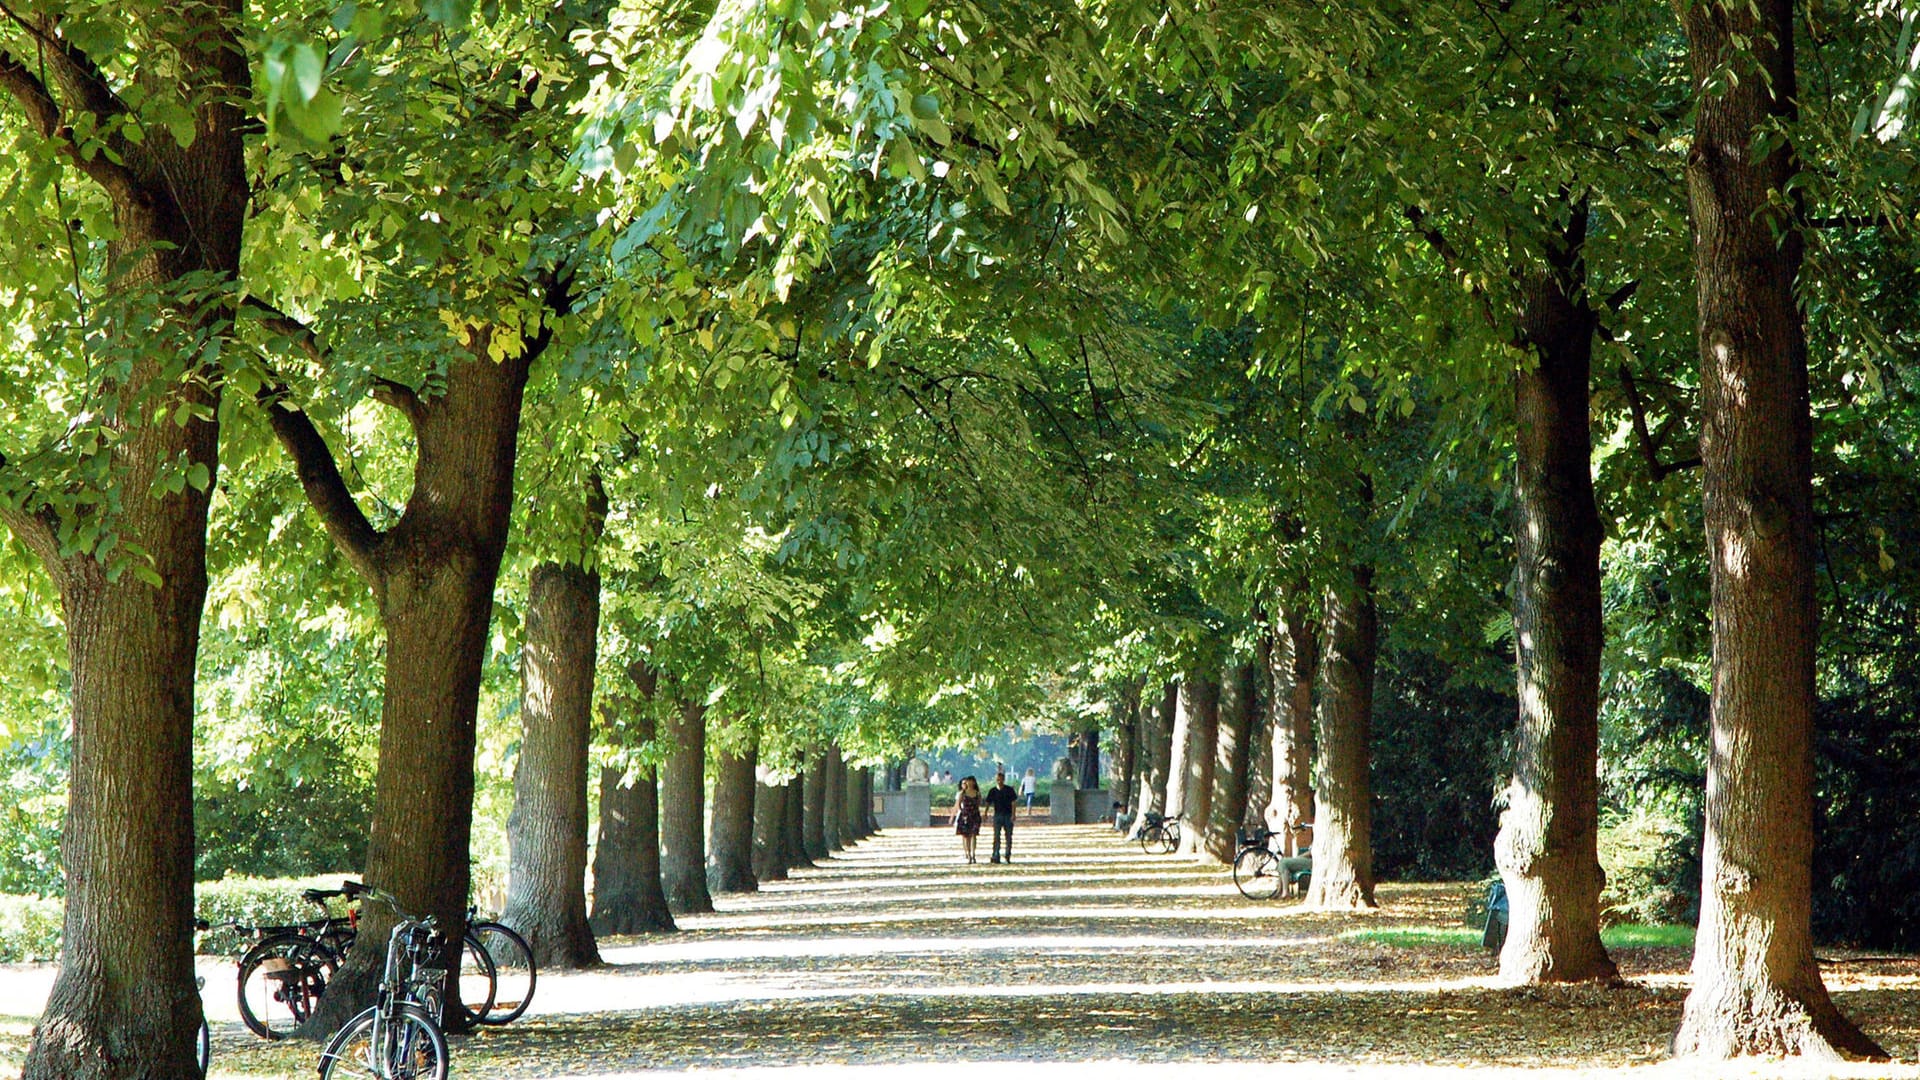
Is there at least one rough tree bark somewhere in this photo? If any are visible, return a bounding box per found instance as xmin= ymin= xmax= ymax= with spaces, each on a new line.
xmin=1245 ymin=634 xmax=1274 ymax=832
xmin=752 ymin=772 xmax=790 ymax=883
xmin=0 ymin=24 xmax=240 ymax=1080
xmin=823 ymin=745 xmax=848 ymax=851
xmin=802 ymin=749 xmax=830 ymax=860
xmin=1163 ymin=681 xmax=1194 ymax=823
xmin=501 ymin=555 xmax=604 ymax=970
xmin=783 ymin=770 xmax=814 ymax=869
xmin=1176 ymin=673 xmax=1220 ymax=859
xmin=1269 ymin=594 xmax=1320 ymax=855
xmin=1668 ymin=0 xmax=1884 ymax=1058
xmin=0 ymin=8 xmax=247 ymax=1075
xmin=854 ymin=766 xmax=877 ymax=837
xmin=265 ymin=312 xmax=550 ymax=1032
xmin=1207 ymin=661 xmax=1259 ymax=862
xmin=1306 ymin=568 xmax=1379 ymax=910
xmin=660 ymin=695 xmax=715 ymax=914
xmin=1113 ymin=679 xmax=1142 ymax=821
xmin=589 ymin=664 xmax=674 ymax=935
xmin=1128 ymin=682 xmax=1179 ymax=839
xmin=708 ymin=731 xmax=759 ymax=894
xmin=1494 ymin=205 xmax=1618 ymax=986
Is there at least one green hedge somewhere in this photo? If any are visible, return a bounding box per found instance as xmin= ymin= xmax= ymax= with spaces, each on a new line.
xmin=0 ymin=895 xmax=63 ymax=962
xmin=194 ymin=873 xmax=360 ymax=956
xmin=0 ymin=873 xmax=366 ymax=962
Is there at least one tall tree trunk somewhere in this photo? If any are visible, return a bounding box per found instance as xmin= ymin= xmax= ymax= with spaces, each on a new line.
xmin=1668 ymin=0 xmax=1883 ymax=1058
xmin=1306 ymin=568 xmax=1378 ymax=910
xmin=660 ymin=696 xmax=714 ymax=914
xmin=589 ymin=768 xmax=676 ymax=934
xmin=708 ymin=732 xmax=759 ymax=894
xmin=501 ymin=558 xmax=603 ymax=970
xmin=1129 ymin=681 xmax=1178 ymax=839
xmin=1113 ymin=679 xmax=1141 ymax=820
xmin=752 ymin=772 xmax=790 ymax=883
xmin=1164 ymin=681 xmax=1194 ymax=823
xmin=860 ymin=760 xmax=879 ymax=837
xmin=1245 ymin=634 xmax=1274 ymax=831
xmin=783 ymin=769 xmax=813 ymax=869
xmin=802 ymin=749 xmax=830 ymax=860
xmin=2 ymin=9 xmax=248 ymax=1073
xmin=1270 ymin=595 xmax=1320 ymax=854
xmin=1495 ymin=211 xmax=1617 ymax=986
xmin=1208 ymin=661 xmax=1259 ymax=862
xmin=1177 ymin=673 xmax=1221 ymax=858
xmin=823 ymin=745 xmax=848 ymax=851
xmin=664 ymin=691 xmax=718 ymax=910
xmin=1072 ymin=726 xmax=1101 ymax=791
xmin=589 ymin=665 xmax=674 ymax=935
xmin=269 ymin=342 xmax=540 ymax=1034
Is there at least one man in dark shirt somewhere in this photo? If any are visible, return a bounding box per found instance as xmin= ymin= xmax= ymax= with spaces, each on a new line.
xmin=984 ymin=770 xmax=1019 ymax=863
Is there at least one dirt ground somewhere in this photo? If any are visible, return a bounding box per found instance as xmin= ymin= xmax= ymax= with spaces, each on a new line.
xmin=2 ymin=824 xmax=1915 ymax=1078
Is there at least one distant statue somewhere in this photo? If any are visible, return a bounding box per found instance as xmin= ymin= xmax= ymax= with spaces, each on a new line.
xmin=904 ymin=757 xmax=931 ymax=785
xmin=1051 ymin=756 xmax=1076 ymax=785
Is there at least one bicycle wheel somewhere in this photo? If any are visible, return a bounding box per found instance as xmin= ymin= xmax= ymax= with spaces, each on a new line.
xmin=196 ymin=1018 xmax=210 ymax=1074
xmin=1233 ymin=846 xmax=1282 ymax=900
xmin=237 ymin=932 xmax=337 ymax=1039
xmin=317 ymin=1004 xmax=447 ymax=1080
xmin=452 ymin=932 xmax=497 ymax=1029
xmin=466 ymin=922 xmax=536 ymax=1025
xmin=1147 ymin=823 xmax=1178 ymax=855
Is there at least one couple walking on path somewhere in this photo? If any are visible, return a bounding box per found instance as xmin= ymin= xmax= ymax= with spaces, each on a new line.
xmin=952 ymin=772 xmax=1020 ymax=864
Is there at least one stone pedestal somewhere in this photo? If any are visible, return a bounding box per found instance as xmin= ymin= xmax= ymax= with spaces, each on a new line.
xmin=877 ymin=782 xmax=931 ymax=828
xmin=1049 ymin=781 xmax=1078 ymax=824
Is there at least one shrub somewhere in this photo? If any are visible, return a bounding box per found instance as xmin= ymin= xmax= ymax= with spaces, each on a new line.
xmin=0 ymin=895 xmax=63 ymax=962
xmin=1598 ymin=805 xmax=1700 ymax=926
xmin=193 ymin=874 xmax=361 ymax=956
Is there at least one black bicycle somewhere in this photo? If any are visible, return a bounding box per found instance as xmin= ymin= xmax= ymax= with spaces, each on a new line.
xmin=1232 ymin=825 xmax=1312 ymax=900
xmin=227 ymin=889 xmax=358 ymax=1039
xmin=227 ymin=883 xmax=535 ymax=1038
xmin=1139 ymin=812 xmax=1181 ymax=855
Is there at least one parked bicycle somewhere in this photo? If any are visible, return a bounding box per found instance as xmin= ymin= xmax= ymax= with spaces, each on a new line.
xmin=194 ymin=975 xmax=211 ymax=1074
xmin=316 ymin=880 xmax=449 ymax=1080
xmin=463 ymin=908 xmax=536 ymax=1026
xmin=1138 ymin=812 xmax=1181 ymax=855
xmin=222 ymin=882 xmax=535 ymax=1039
xmin=223 ymin=890 xmax=358 ymax=1039
xmin=1231 ymin=825 xmax=1312 ymax=900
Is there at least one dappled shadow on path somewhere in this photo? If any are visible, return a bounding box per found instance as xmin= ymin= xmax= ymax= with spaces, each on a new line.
xmin=194 ymin=824 xmax=1919 ymax=1078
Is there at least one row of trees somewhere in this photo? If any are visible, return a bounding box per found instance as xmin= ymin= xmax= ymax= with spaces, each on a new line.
xmin=2 ymin=0 xmax=1917 ymax=1075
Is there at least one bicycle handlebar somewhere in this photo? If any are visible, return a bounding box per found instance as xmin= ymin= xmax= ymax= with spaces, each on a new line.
xmin=338 ymin=880 xmax=436 ymax=929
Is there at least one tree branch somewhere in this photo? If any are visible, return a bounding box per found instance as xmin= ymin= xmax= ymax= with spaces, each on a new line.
xmin=253 ymin=375 xmax=388 ymax=585
xmin=1404 ymin=205 xmax=1500 ymax=330
xmin=0 ymin=45 xmax=144 ymax=206
xmin=243 ymin=296 xmax=425 ymax=425
xmin=0 ymin=452 xmax=66 ymax=582
xmin=1618 ymin=363 xmax=1702 ymax=481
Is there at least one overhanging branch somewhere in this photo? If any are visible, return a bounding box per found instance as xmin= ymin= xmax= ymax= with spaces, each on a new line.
xmin=253 ymin=374 xmax=388 ymax=585
xmin=0 ymin=451 xmax=65 ymax=582
xmin=1619 ymin=363 xmax=1702 ymax=481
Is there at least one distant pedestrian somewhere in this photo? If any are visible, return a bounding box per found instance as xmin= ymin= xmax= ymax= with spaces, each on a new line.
xmin=1020 ymin=768 xmax=1037 ymax=812
xmin=952 ymin=776 xmax=982 ymax=863
xmin=985 ymin=770 xmax=1019 ymax=863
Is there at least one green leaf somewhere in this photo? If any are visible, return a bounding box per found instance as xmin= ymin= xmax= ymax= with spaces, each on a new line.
xmin=421 ymin=0 xmax=473 ymax=26
xmin=286 ymin=89 xmax=345 ymax=141
xmin=292 ymin=43 xmax=324 ymax=103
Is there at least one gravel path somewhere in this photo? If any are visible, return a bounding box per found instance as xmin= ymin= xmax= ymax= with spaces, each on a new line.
xmin=3 ymin=824 xmax=1914 ymax=1078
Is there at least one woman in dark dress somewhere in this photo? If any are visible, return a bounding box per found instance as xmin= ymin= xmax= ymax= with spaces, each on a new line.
xmin=952 ymin=775 xmax=983 ymax=863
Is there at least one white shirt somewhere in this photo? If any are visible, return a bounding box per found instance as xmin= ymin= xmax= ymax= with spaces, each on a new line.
xmin=1020 ymin=775 xmax=1037 ymax=795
